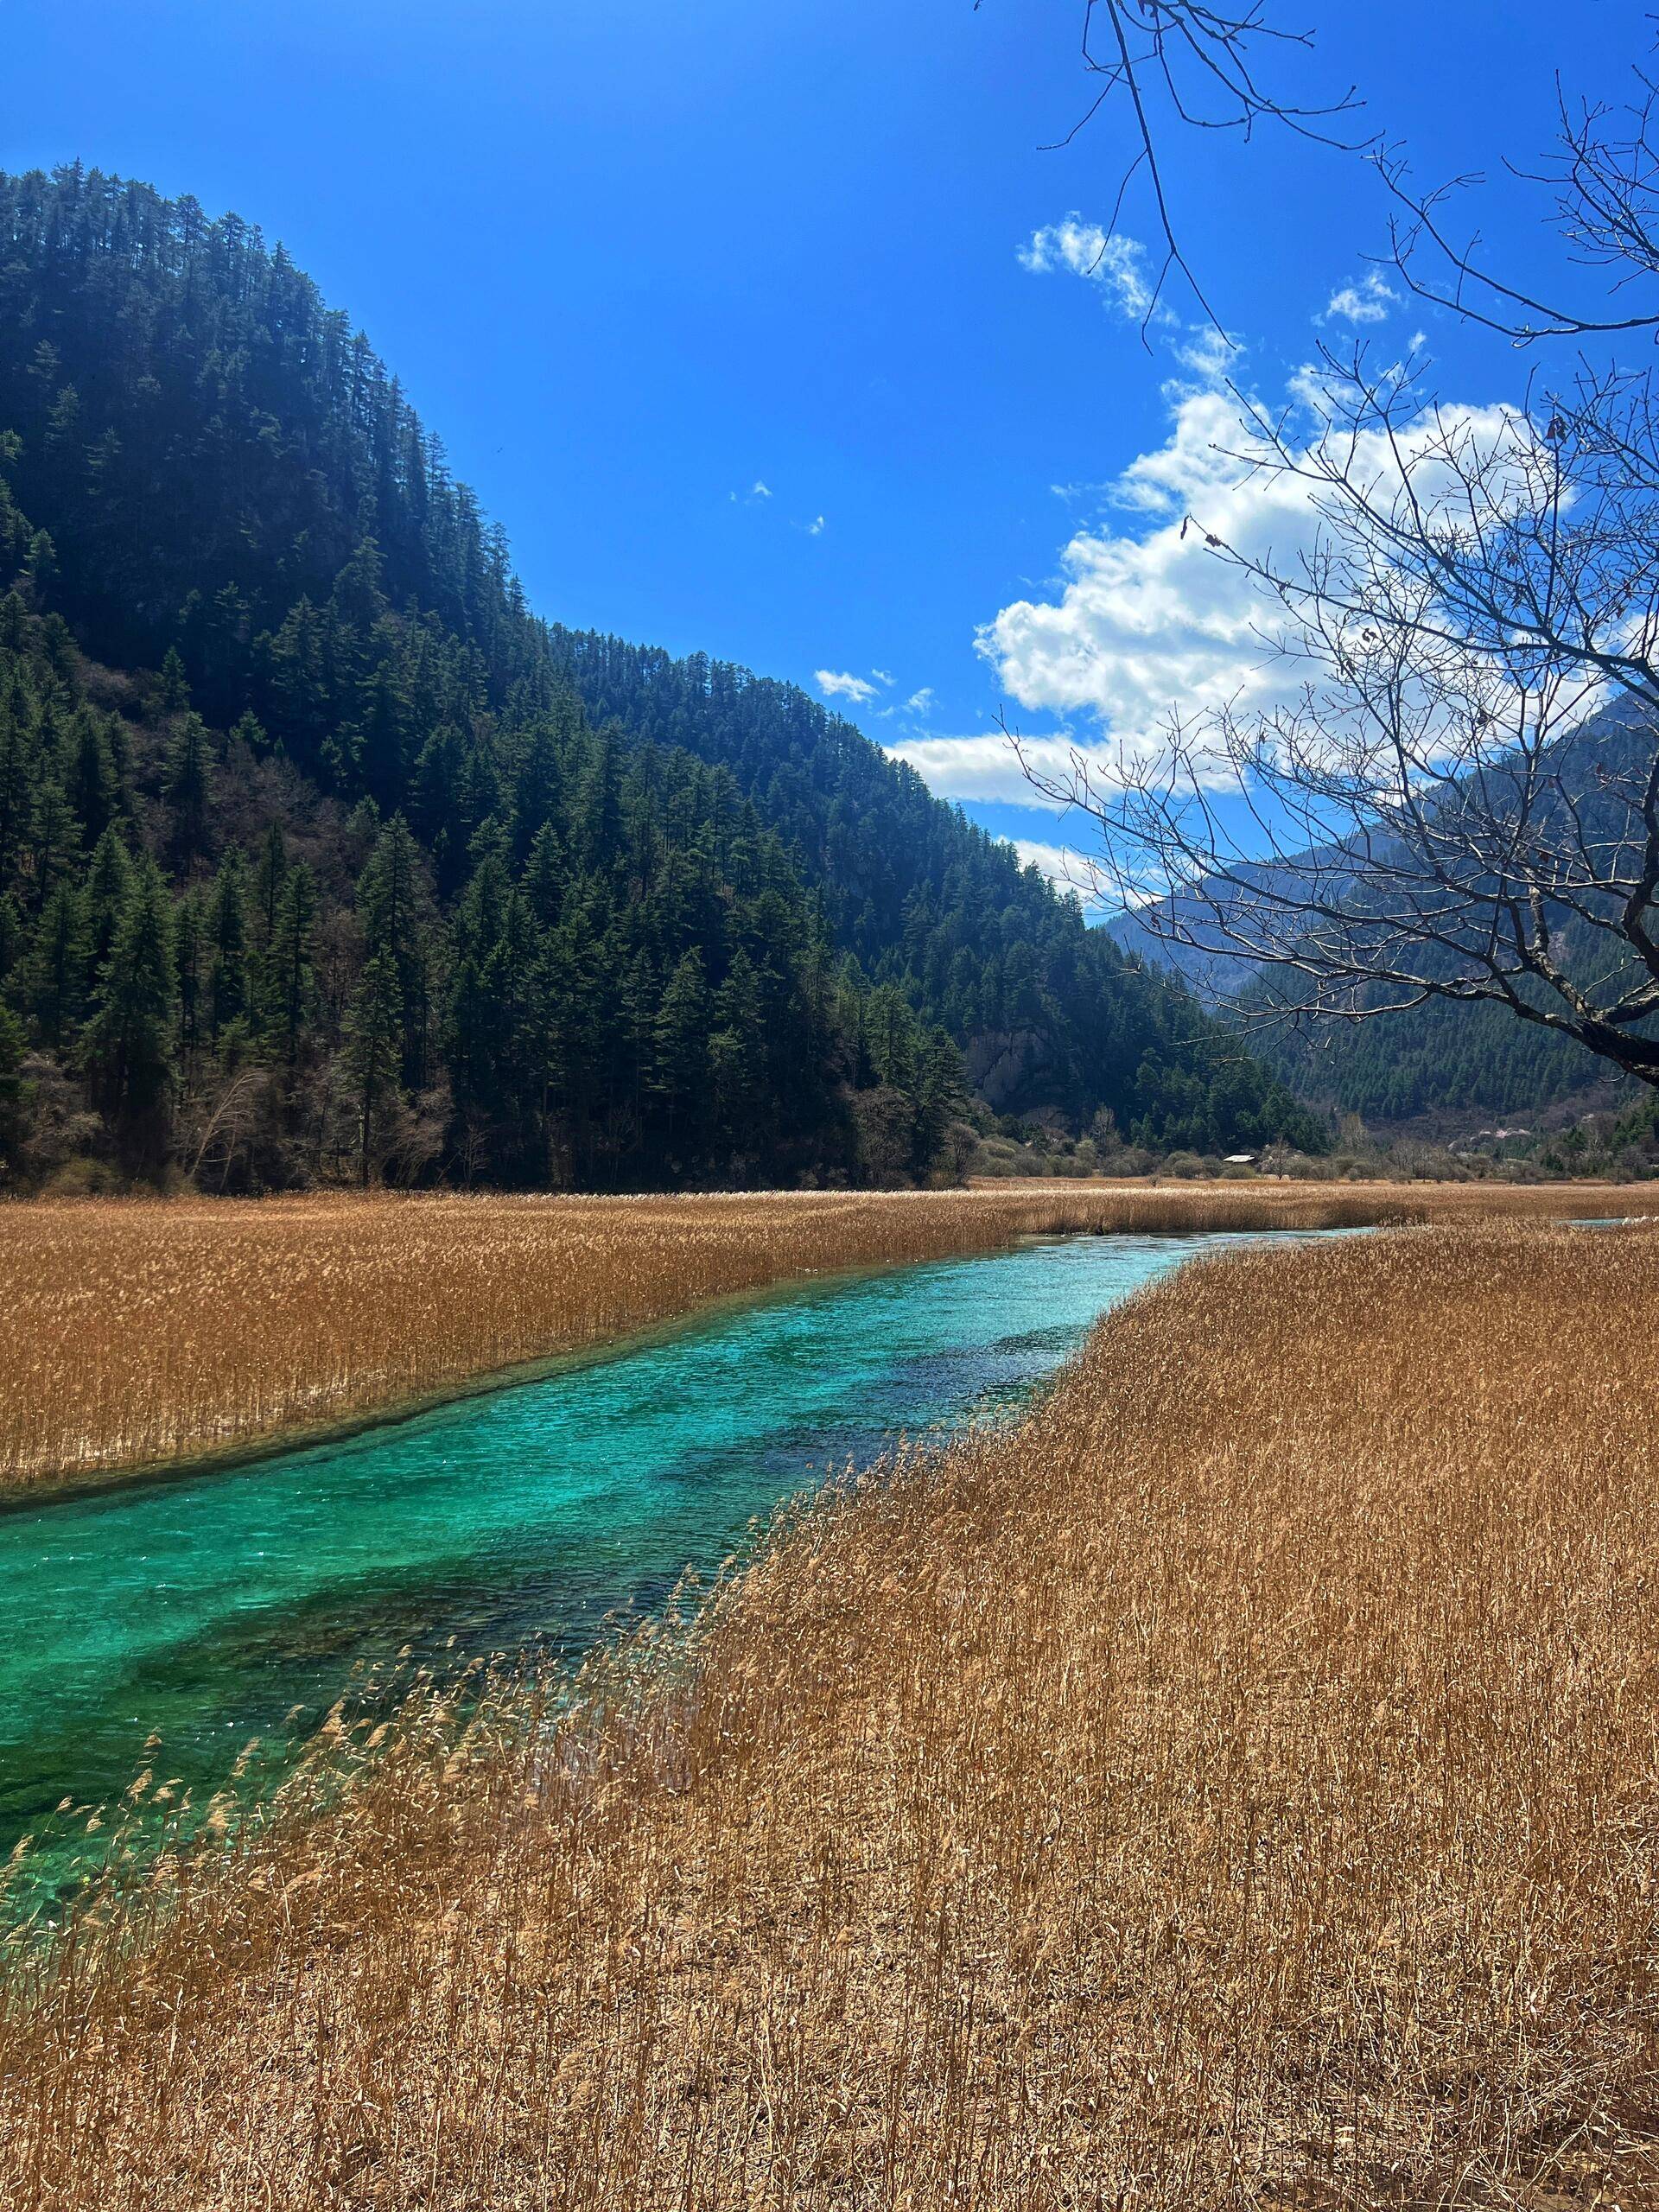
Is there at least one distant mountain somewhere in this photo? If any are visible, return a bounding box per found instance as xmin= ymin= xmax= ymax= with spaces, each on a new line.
xmin=1103 ymin=704 xmax=1653 ymax=1127
xmin=0 ymin=163 xmax=1321 ymax=1188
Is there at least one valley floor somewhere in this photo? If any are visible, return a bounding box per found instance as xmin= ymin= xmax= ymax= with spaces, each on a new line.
xmin=0 ymin=1179 xmax=1629 ymax=1498
xmin=5 ymin=1215 xmax=1659 ymax=2208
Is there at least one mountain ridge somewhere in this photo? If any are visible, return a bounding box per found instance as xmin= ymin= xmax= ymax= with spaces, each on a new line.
xmin=1102 ymin=700 xmax=1656 ymax=1127
xmin=0 ymin=161 xmax=1321 ymax=1187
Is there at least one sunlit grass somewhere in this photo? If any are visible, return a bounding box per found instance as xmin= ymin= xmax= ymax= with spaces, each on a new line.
xmin=3 ymin=1217 xmax=1657 ymax=2207
xmin=0 ymin=1182 xmax=1624 ymax=1497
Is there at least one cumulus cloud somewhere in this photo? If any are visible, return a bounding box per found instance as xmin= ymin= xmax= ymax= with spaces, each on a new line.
xmin=1019 ymin=216 xmax=1158 ymax=321
xmin=1320 ymin=270 xmax=1398 ymax=326
xmin=1167 ymin=324 xmax=1243 ymax=388
xmin=816 ymin=669 xmax=879 ymax=707
xmin=1012 ymin=838 xmax=1103 ymax=904
xmin=973 ymin=380 xmax=1528 ymax=787
xmin=1017 ymin=214 xmax=1241 ymax=407
xmin=885 ymin=732 xmax=1126 ymax=810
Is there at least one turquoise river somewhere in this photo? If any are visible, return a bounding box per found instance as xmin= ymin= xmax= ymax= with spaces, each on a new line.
xmin=2 ymin=1229 xmax=1321 ymax=1902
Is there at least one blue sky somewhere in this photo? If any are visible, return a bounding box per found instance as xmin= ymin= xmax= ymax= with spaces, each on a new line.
xmin=4 ymin=1 xmax=1647 ymax=876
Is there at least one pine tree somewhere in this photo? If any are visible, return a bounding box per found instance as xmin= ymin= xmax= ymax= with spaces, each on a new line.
xmin=916 ymin=1026 xmax=966 ymax=1166
xmin=652 ymin=950 xmax=710 ymax=1154
xmin=0 ymin=1001 xmax=24 ymax=1177
xmin=158 ymin=645 xmax=191 ymax=713
xmin=262 ymin=864 xmax=316 ymax=1066
xmin=522 ymin=820 xmax=565 ymax=932
xmin=162 ymin=711 xmax=213 ymax=866
xmin=357 ymin=816 xmax=430 ymax=1088
xmin=23 ymin=880 xmax=87 ymax=1048
xmin=710 ymin=948 xmax=766 ymax=1160
xmin=343 ymin=950 xmax=404 ymax=1186
xmin=79 ymin=822 xmax=131 ymax=962
xmin=229 ymin=709 xmax=269 ymax=757
xmin=175 ymin=885 xmax=207 ymax=1063
xmin=80 ymin=855 xmax=177 ymax=1171
xmin=207 ymin=847 xmax=251 ymax=1040
xmin=252 ymin=821 xmax=287 ymax=948
xmin=29 ymin=769 xmax=79 ymax=914
xmin=65 ymin=705 xmax=122 ymax=845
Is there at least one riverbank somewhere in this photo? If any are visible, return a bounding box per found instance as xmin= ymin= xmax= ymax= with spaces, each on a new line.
xmin=5 ymin=1217 xmax=1657 ymax=2209
xmin=0 ymin=1182 xmax=1630 ymax=1498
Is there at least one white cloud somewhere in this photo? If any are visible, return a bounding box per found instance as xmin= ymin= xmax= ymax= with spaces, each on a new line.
xmin=1319 ymin=270 xmax=1397 ymax=327
xmin=1012 ymin=839 xmax=1103 ymax=904
xmin=978 ymin=379 xmax=1528 ymax=780
xmin=905 ymin=685 xmax=935 ymax=715
xmin=886 ymin=732 xmax=1121 ymax=810
xmin=805 ymin=514 xmax=825 ymax=536
xmin=1017 ymin=214 xmax=1238 ymax=401
xmin=752 ymin=479 xmax=773 ymax=498
xmin=1166 ymin=324 xmax=1242 ymax=388
xmin=816 ymin=669 xmax=879 ymax=707
xmin=1019 ymin=216 xmax=1159 ymax=322
xmin=871 ymin=668 xmax=893 ymax=686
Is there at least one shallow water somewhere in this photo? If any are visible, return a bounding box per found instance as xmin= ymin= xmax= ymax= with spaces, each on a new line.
xmin=3 ymin=1229 xmax=1317 ymax=1891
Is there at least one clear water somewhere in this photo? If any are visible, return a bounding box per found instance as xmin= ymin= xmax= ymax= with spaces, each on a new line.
xmin=2 ymin=1230 xmax=1313 ymax=1897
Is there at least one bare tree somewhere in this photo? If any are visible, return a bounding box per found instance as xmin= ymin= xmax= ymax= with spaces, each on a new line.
xmin=1381 ymin=75 xmax=1659 ymax=342
xmin=989 ymin=2 xmax=1368 ymax=325
xmin=1011 ymin=33 xmax=1659 ymax=1090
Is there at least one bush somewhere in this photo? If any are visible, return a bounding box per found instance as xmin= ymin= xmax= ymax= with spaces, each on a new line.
xmin=1163 ymin=1151 xmax=1207 ymax=1179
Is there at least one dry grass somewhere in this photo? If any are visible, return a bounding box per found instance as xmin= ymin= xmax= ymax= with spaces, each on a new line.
xmin=4 ymin=1217 xmax=1659 ymax=2208
xmin=0 ymin=1181 xmax=1629 ymax=1497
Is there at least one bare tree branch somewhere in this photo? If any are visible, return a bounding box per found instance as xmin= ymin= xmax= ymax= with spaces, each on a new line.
xmin=1002 ymin=26 xmax=1659 ymax=1091
xmin=1381 ymin=76 xmax=1659 ymax=341
xmin=982 ymin=0 xmax=1370 ymax=328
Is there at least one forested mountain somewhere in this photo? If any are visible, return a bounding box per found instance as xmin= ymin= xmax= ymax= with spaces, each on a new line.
xmin=0 ymin=163 xmax=1319 ymax=1189
xmin=1110 ymin=900 xmax=1624 ymax=1125
xmin=1107 ymin=704 xmax=1656 ymax=1129
xmin=546 ymin=634 xmax=1305 ymax=1142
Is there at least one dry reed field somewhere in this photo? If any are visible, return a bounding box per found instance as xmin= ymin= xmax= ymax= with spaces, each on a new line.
xmin=4 ymin=1217 xmax=1658 ymax=2209
xmin=0 ymin=1182 xmax=1627 ymax=1497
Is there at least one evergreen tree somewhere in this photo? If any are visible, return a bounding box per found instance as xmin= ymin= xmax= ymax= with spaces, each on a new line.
xmin=175 ymin=885 xmax=207 ymax=1064
xmin=342 ymin=949 xmax=404 ymax=1186
xmin=0 ymin=1000 xmax=24 ymax=1178
xmin=0 ymin=162 xmax=1334 ymax=1191
xmin=158 ymin=645 xmax=191 ymax=712
xmin=652 ymin=950 xmax=710 ymax=1154
xmin=207 ymin=847 xmax=251 ymax=1041
xmin=252 ymin=821 xmax=287 ymax=948
xmin=357 ymin=816 xmax=431 ymax=1089
xmin=162 ymin=712 xmax=213 ymax=867
xmin=23 ymin=880 xmax=86 ymax=1048
xmin=29 ymin=769 xmax=79 ymax=914
xmin=65 ymin=706 xmax=122 ymax=846
xmin=80 ymin=855 xmax=177 ymax=1171
xmin=262 ymin=863 xmax=316 ymax=1066
xmin=81 ymin=823 xmax=134 ymax=975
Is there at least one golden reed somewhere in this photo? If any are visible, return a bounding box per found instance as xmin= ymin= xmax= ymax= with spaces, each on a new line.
xmin=0 ymin=1181 xmax=1621 ymax=1496
xmin=3 ymin=1215 xmax=1657 ymax=2207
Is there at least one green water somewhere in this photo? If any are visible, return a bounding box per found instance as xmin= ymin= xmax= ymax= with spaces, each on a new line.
xmin=3 ymin=1230 xmax=1313 ymax=1895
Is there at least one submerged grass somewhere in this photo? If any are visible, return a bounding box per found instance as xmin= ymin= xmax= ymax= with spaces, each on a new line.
xmin=4 ymin=1217 xmax=1658 ymax=2207
xmin=0 ymin=1180 xmax=1626 ymax=1496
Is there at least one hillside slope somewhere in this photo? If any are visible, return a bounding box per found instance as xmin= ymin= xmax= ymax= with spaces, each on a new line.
xmin=0 ymin=163 xmax=1319 ymax=1188
xmin=1104 ymin=702 xmax=1656 ymax=1128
